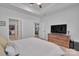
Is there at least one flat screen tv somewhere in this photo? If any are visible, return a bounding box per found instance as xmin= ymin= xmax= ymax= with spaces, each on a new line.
xmin=51 ymin=24 xmax=67 ymax=34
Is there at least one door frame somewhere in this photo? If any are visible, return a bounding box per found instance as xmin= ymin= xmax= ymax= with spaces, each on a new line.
xmin=9 ymin=18 xmax=22 ymax=40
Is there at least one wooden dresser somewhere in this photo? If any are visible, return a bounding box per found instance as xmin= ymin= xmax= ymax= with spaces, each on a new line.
xmin=48 ymin=33 xmax=70 ymax=48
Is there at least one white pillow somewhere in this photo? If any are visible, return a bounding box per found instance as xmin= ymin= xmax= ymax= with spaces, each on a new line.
xmin=5 ymin=42 xmax=19 ymax=56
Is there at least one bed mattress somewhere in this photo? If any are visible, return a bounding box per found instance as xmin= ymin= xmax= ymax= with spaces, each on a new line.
xmin=12 ymin=37 xmax=65 ymax=56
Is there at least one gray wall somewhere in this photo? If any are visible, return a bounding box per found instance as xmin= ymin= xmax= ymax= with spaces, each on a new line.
xmin=0 ymin=6 xmax=40 ymax=40
xmin=39 ymin=4 xmax=79 ymax=42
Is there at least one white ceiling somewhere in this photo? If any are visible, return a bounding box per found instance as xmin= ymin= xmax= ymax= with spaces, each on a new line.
xmin=0 ymin=3 xmax=78 ymax=18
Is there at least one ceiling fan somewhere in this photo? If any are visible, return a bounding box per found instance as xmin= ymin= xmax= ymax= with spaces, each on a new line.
xmin=29 ymin=3 xmax=42 ymax=8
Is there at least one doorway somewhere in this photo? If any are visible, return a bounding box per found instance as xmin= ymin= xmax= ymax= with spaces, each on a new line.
xmin=34 ymin=23 xmax=39 ymax=37
xmin=9 ymin=18 xmax=21 ymax=40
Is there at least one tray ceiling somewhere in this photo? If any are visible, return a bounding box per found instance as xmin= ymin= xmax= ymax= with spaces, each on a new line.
xmin=0 ymin=3 xmax=78 ymax=18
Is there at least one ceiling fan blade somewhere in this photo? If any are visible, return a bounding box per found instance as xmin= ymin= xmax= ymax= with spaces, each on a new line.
xmin=39 ymin=5 xmax=42 ymax=8
xmin=29 ymin=3 xmax=42 ymax=8
xmin=29 ymin=3 xmax=35 ymax=4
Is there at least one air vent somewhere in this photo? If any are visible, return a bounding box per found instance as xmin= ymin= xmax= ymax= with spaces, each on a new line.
xmin=0 ymin=21 xmax=6 ymax=26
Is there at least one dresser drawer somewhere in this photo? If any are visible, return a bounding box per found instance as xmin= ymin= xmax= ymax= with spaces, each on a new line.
xmin=48 ymin=37 xmax=69 ymax=43
xmin=48 ymin=33 xmax=70 ymax=48
xmin=48 ymin=39 xmax=69 ymax=48
xmin=48 ymin=35 xmax=68 ymax=40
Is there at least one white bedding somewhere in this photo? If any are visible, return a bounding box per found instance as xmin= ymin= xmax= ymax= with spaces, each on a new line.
xmin=10 ymin=37 xmax=65 ymax=56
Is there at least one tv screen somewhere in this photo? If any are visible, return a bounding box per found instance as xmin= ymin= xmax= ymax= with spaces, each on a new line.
xmin=51 ymin=24 xmax=67 ymax=34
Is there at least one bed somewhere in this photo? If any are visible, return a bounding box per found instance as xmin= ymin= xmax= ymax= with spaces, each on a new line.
xmin=5 ymin=37 xmax=79 ymax=56
xmin=0 ymin=36 xmax=79 ymax=56
xmin=9 ymin=37 xmax=65 ymax=56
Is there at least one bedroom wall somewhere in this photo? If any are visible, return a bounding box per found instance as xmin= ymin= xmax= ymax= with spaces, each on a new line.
xmin=39 ymin=4 xmax=79 ymax=42
xmin=0 ymin=17 xmax=9 ymax=39
xmin=0 ymin=6 xmax=40 ymax=40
